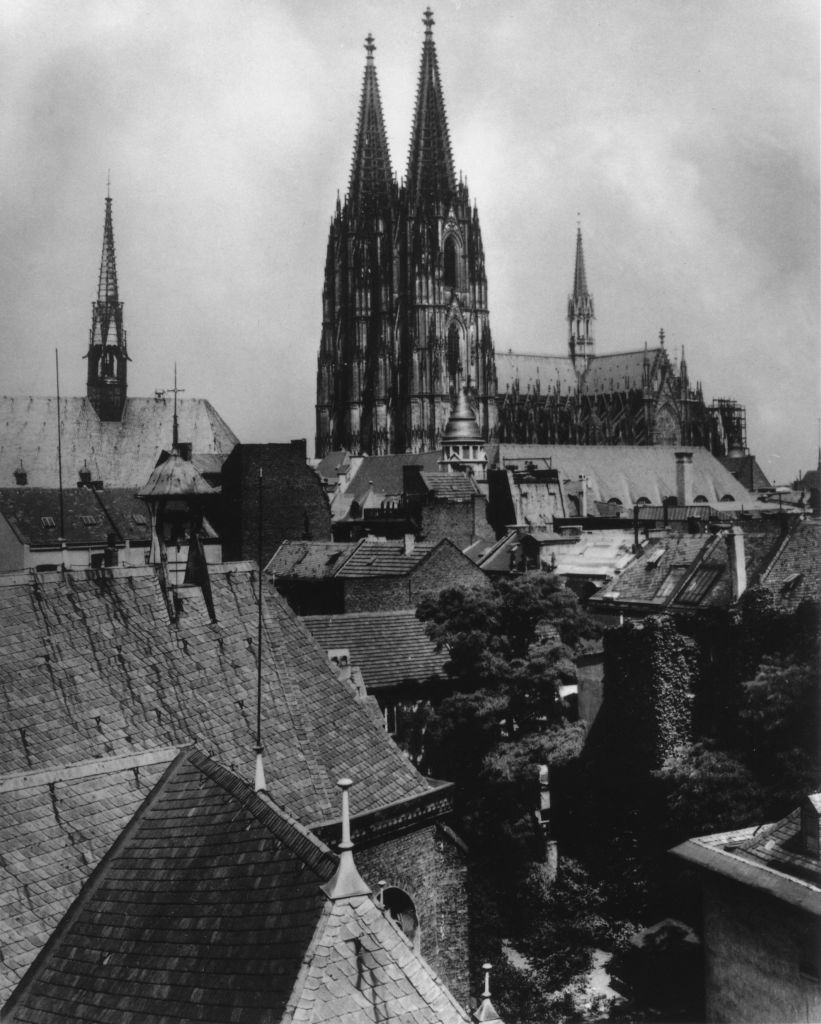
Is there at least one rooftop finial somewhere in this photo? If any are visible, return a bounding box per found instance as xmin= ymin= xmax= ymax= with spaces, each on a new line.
xmin=321 ymin=778 xmax=372 ymax=900
xmin=106 ymin=170 xmax=111 ymax=200
xmin=659 ymin=327 xmax=665 ymax=346
xmin=364 ymin=33 xmax=376 ymax=58
xmin=473 ymin=963 xmax=501 ymax=1022
xmin=423 ymin=7 xmax=434 ymax=33
xmin=170 ymin=363 xmax=185 ymax=452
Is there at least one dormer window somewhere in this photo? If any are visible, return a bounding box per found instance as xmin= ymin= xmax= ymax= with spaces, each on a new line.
xmin=40 ymin=516 xmax=56 ymax=529
xmin=81 ymin=515 xmax=97 ymax=528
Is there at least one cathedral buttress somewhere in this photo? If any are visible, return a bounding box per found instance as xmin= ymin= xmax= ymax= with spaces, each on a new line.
xmin=86 ymin=190 xmax=129 ymax=421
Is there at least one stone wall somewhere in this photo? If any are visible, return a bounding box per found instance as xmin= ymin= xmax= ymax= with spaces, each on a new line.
xmin=703 ymin=875 xmax=821 ymax=1023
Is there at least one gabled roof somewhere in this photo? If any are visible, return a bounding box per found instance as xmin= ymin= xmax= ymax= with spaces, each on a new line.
xmin=759 ymin=519 xmax=821 ymax=611
xmin=302 ymin=610 xmax=448 ymax=690
xmin=0 ymin=488 xmax=113 ymax=548
xmin=334 ymin=539 xmax=439 ymax=578
xmin=0 ymin=396 xmax=238 ymax=490
xmin=419 ymin=471 xmax=478 ymax=501
xmin=487 ymin=444 xmax=753 ymax=509
xmin=672 ymin=796 xmax=821 ymax=915
xmin=581 ymin=348 xmax=661 ymax=393
xmin=0 ymin=563 xmax=434 ymax=998
xmin=495 ymin=352 xmax=578 ymax=395
xmin=345 ymin=451 xmax=441 ymax=503
xmin=2 ymin=749 xmax=469 ymax=1024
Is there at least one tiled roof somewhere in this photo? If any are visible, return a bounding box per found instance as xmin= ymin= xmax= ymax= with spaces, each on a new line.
xmin=92 ymin=488 xmax=153 ymax=545
xmin=138 ymin=451 xmax=216 ymax=498
xmin=496 ymin=351 xmax=578 ymax=394
xmin=302 ymin=610 xmax=448 ymax=690
xmin=759 ymin=519 xmax=821 ymax=612
xmin=0 ymin=563 xmax=433 ymax=998
xmin=334 ymin=539 xmax=439 ymax=578
xmin=0 ymin=396 xmax=238 ymax=490
xmin=0 ymin=749 xmax=176 ymax=1002
xmin=590 ymin=523 xmax=787 ymax=610
xmin=267 ymin=540 xmax=356 ymax=578
xmin=0 ymin=488 xmax=113 ymax=548
xmin=419 ymin=471 xmax=478 ymax=502
xmin=345 ymin=452 xmax=441 ymax=503
xmin=672 ymin=797 xmax=821 ymax=914
xmin=486 ymin=444 xmax=753 ymax=509
xmin=581 ymin=348 xmax=662 ymax=393
xmin=314 ymin=449 xmax=351 ymax=482
xmin=3 ymin=749 xmax=468 ymax=1024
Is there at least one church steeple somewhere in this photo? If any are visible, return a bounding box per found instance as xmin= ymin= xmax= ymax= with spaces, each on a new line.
xmin=568 ymin=224 xmax=594 ymax=370
xmin=86 ymin=189 xmax=128 ymax=421
xmin=348 ymin=35 xmax=394 ymax=220
xmin=406 ymin=8 xmax=456 ymax=206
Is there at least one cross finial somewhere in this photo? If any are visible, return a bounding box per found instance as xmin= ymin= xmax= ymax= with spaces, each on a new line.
xmin=577 ymin=211 xmax=581 ymax=230
xmin=170 ymin=363 xmax=185 ymax=451
xmin=106 ymin=170 xmax=111 ymax=201
xmin=364 ymin=33 xmax=376 ymax=58
xmin=423 ymin=7 xmax=434 ymax=32
xmin=659 ymin=327 xmax=665 ymax=346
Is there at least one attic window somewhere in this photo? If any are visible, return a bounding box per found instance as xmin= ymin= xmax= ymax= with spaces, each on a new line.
xmin=721 ymin=494 xmax=735 ymax=503
xmin=636 ymin=497 xmax=651 ymax=506
xmin=694 ymin=495 xmax=709 ymax=504
xmin=81 ymin=515 xmax=97 ymax=527
xmin=677 ymin=566 xmax=722 ymax=605
xmin=131 ymin=513 xmax=148 ymax=526
xmin=781 ymin=572 xmax=804 ymax=593
xmin=646 ymin=548 xmax=664 ymax=567
xmin=40 ymin=516 xmax=56 ymax=529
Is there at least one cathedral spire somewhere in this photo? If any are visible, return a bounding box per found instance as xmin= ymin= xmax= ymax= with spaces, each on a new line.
xmin=87 ymin=190 xmax=128 ymax=421
xmin=406 ymin=8 xmax=456 ymax=206
xmin=348 ymin=34 xmax=393 ymax=219
xmin=568 ymin=222 xmax=595 ymax=370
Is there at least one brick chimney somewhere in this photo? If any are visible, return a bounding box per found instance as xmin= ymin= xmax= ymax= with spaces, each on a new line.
xmin=675 ymin=451 xmax=693 ymax=507
xmin=724 ymin=526 xmax=747 ymax=602
xmin=403 ymin=533 xmax=415 ymax=556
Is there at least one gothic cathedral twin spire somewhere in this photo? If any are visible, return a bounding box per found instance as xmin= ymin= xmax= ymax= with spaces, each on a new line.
xmin=315 ymin=9 xmax=497 ymax=458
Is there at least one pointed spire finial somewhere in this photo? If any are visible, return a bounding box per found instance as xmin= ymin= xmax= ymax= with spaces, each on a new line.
xmin=321 ymin=778 xmax=372 ymax=900
xmin=169 ymin=363 xmax=185 ymax=452
xmin=659 ymin=327 xmax=665 ymax=346
xmin=106 ymin=170 xmax=111 ymax=200
xmin=473 ymin=963 xmax=501 ymax=1022
xmin=364 ymin=33 xmax=376 ymax=58
xmin=423 ymin=7 xmax=434 ymax=32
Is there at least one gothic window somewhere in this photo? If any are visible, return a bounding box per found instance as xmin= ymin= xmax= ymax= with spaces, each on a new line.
xmin=382 ymin=887 xmax=419 ymax=948
xmin=443 ymin=234 xmax=458 ymax=288
xmin=447 ymin=322 xmax=461 ymax=384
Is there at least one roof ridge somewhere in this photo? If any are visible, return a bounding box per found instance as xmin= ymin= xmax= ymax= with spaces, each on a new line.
xmin=0 ymin=746 xmax=180 ymax=794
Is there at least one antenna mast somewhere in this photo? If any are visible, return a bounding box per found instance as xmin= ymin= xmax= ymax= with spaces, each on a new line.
xmin=254 ymin=465 xmax=267 ymax=792
xmin=55 ymin=349 xmax=66 ymax=552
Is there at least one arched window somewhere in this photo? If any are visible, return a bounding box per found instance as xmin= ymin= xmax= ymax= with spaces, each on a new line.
xmin=607 ymin=497 xmax=623 ymax=506
xmin=636 ymin=497 xmax=651 ymax=507
xmin=694 ymin=495 xmax=709 ymax=504
xmin=721 ymin=494 xmax=735 ymax=503
xmin=443 ymin=235 xmax=458 ymax=288
xmin=382 ymin=887 xmax=419 ymax=948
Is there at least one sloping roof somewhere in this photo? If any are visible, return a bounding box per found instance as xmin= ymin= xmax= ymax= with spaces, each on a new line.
xmin=314 ymin=449 xmax=351 ymax=483
xmin=138 ymin=451 xmax=216 ymax=498
xmin=590 ymin=523 xmax=787 ymax=611
xmin=0 ymin=488 xmax=113 ymax=548
xmin=267 ymin=540 xmax=355 ymax=578
xmin=419 ymin=471 xmax=478 ymax=501
xmin=334 ymin=539 xmax=439 ymax=578
xmin=2 ymin=749 xmax=469 ymax=1024
xmin=93 ymin=488 xmax=153 ymax=544
xmin=486 ymin=444 xmax=753 ymax=509
xmin=671 ymin=799 xmax=821 ymax=915
xmin=720 ymin=454 xmax=772 ymax=492
xmin=759 ymin=519 xmax=821 ymax=612
xmin=0 ymin=396 xmax=238 ymax=490
xmin=0 ymin=749 xmax=177 ymax=1003
xmin=580 ymin=347 xmax=662 ymax=393
xmin=345 ymin=452 xmax=441 ymax=503
xmin=496 ymin=351 xmax=578 ymax=395
xmin=302 ymin=610 xmax=448 ymax=690
xmin=0 ymin=563 xmax=434 ymax=998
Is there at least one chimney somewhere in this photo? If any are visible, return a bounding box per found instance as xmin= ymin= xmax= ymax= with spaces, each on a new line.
xmin=321 ymin=778 xmax=371 ymax=901
xmin=724 ymin=526 xmax=747 ymax=602
xmin=675 ymin=451 xmax=693 ymax=507
xmin=578 ymin=475 xmax=588 ymax=518
xmin=403 ymin=533 xmax=415 ymax=556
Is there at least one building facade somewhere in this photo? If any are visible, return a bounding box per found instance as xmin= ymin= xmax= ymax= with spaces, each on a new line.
xmin=316 ymin=12 xmax=749 ymax=462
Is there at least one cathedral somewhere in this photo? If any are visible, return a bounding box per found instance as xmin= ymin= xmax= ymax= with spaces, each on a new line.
xmin=315 ymin=9 xmax=748 ymax=462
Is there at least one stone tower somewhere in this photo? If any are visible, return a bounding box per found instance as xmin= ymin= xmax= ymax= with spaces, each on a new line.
xmin=316 ymin=9 xmax=497 ymax=458
xmin=86 ymin=191 xmax=128 ymax=421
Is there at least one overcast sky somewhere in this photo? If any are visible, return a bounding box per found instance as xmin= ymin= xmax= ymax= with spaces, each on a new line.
xmin=1 ymin=0 xmax=818 ymax=484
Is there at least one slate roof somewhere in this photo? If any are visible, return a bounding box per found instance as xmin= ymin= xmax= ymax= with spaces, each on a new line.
xmin=302 ymin=610 xmax=448 ymax=690
xmin=580 ymin=348 xmax=662 ymax=393
xmin=672 ymin=798 xmax=821 ymax=916
xmin=496 ymin=351 xmax=578 ymax=395
xmin=2 ymin=749 xmax=468 ymax=1024
xmin=759 ymin=519 xmax=821 ymax=612
xmin=419 ymin=471 xmax=478 ymax=502
xmin=590 ymin=523 xmax=788 ymax=612
xmin=486 ymin=444 xmax=753 ymax=509
xmin=0 ymin=489 xmax=113 ymax=549
xmin=0 ymin=563 xmax=433 ymax=998
xmin=267 ymin=540 xmax=356 ymax=579
xmin=0 ymin=397 xmax=238 ymax=490
xmin=92 ymin=489 xmax=153 ymax=545
xmin=344 ymin=452 xmax=442 ymax=503
xmin=334 ymin=539 xmax=439 ymax=578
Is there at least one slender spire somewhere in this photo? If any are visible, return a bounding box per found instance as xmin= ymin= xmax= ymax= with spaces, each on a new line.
xmin=568 ymin=222 xmax=595 ymax=368
xmin=348 ymin=34 xmax=393 ymax=218
xmin=406 ymin=8 xmax=456 ymax=205
xmin=321 ymin=778 xmax=371 ymax=900
xmin=87 ymin=189 xmax=128 ymax=421
xmin=473 ymin=963 xmax=501 ymax=1022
